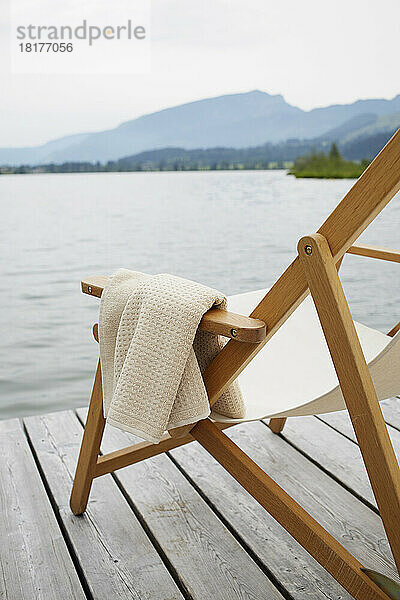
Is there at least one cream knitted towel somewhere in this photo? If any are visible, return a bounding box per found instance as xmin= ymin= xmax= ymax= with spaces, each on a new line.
xmin=99 ymin=269 xmax=245 ymax=443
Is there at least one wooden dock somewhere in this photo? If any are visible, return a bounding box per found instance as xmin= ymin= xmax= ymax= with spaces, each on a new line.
xmin=1 ymin=398 xmax=400 ymax=600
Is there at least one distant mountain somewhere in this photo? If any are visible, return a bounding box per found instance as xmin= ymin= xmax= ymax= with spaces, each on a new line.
xmin=340 ymin=129 xmax=399 ymax=161
xmin=1 ymin=90 xmax=400 ymax=165
xmin=340 ymin=112 xmax=400 ymax=143
xmin=313 ymin=113 xmax=378 ymax=142
xmin=6 ymin=126 xmax=395 ymax=175
xmin=113 ymin=127 xmax=397 ymax=168
xmin=0 ymin=132 xmax=90 ymax=166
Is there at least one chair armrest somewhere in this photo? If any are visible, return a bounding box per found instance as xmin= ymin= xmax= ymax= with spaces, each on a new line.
xmin=347 ymin=244 xmax=400 ymax=263
xmin=81 ymin=276 xmax=267 ymax=343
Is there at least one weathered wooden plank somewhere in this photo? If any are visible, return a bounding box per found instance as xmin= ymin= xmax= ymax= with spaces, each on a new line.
xmin=95 ymin=422 xmax=234 ymax=477
xmin=267 ymin=413 xmax=400 ymax=585
xmin=318 ymin=399 xmax=400 ymax=443
xmin=76 ymin=409 xmax=285 ymax=600
xmin=276 ymin=414 xmax=400 ymax=511
xmin=317 ymin=411 xmax=368 ymax=441
xmin=24 ymin=411 xmax=183 ymax=600
xmin=169 ymin=425 xmax=354 ymax=599
xmin=192 ymin=420 xmax=389 ymax=600
xmin=169 ymin=420 xmax=398 ymax=591
xmin=0 ymin=418 xmax=85 ymax=600
xmin=381 ymin=398 xmax=400 ymax=431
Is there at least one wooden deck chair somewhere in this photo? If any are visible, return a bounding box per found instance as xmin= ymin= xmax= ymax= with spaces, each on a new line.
xmin=71 ymin=129 xmax=400 ymax=600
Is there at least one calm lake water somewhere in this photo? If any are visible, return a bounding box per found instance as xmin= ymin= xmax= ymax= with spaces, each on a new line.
xmin=0 ymin=170 xmax=399 ymax=419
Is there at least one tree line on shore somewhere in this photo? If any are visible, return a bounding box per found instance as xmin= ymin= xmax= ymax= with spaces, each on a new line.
xmin=0 ymin=136 xmax=383 ymax=177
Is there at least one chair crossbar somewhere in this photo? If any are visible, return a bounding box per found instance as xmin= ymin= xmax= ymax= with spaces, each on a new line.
xmin=348 ymin=244 xmax=400 ymax=263
xmin=94 ymin=422 xmax=234 ymax=478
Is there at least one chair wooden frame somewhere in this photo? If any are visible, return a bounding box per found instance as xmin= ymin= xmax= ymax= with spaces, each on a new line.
xmin=71 ymin=129 xmax=400 ymax=600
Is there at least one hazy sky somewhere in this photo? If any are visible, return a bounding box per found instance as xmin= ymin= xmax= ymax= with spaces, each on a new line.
xmin=1 ymin=0 xmax=399 ymax=147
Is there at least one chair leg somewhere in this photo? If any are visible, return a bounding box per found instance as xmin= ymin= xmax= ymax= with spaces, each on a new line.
xmin=70 ymin=359 xmax=105 ymax=515
xmin=268 ymin=417 xmax=287 ymax=433
xmin=299 ymin=233 xmax=400 ymax=575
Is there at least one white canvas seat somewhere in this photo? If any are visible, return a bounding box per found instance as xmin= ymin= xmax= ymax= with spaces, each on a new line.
xmin=211 ymin=289 xmax=400 ymax=423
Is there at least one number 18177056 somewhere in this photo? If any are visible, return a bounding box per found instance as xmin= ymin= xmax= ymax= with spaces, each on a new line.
xmin=19 ymin=42 xmax=73 ymax=52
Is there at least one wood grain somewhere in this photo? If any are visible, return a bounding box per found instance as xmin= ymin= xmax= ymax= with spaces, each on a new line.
xmin=380 ymin=398 xmax=400 ymax=430
xmin=170 ymin=420 xmax=355 ymax=599
xmin=70 ymin=359 xmax=105 ymax=515
xmin=201 ymin=306 xmax=266 ymax=342
xmin=191 ymin=419 xmax=389 ymax=600
xmin=280 ymin=414 xmax=400 ymax=512
xmin=87 ymin=409 xmax=285 ymax=600
xmin=172 ymin=418 xmax=399 ymax=597
xmin=268 ymin=417 xmax=287 ymax=433
xmin=347 ymin=243 xmax=400 ymax=263
xmin=82 ymin=277 xmax=266 ymax=343
xmin=95 ymin=422 xmax=234 ymax=477
xmin=0 ymin=418 xmax=85 ymax=599
xmin=299 ymin=232 xmax=400 ymax=574
xmin=24 ymin=411 xmax=183 ymax=600
xmin=9 ymin=399 xmax=400 ymax=599
xmin=319 ymin=398 xmax=400 ymax=445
